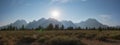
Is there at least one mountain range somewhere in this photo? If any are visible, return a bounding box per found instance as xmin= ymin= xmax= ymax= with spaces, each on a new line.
xmin=0 ymin=18 xmax=109 ymax=29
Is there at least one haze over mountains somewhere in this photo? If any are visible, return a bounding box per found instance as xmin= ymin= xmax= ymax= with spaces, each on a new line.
xmin=0 ymin=18 xmax=110 ymax=29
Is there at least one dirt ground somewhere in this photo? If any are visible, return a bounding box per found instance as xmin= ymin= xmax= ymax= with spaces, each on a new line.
xmin=81 ymin=38 xmax=120 ymax=45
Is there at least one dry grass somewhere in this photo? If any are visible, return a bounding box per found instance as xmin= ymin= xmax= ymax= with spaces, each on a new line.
xmin=0 ymin=30 xmax=120 ymax=45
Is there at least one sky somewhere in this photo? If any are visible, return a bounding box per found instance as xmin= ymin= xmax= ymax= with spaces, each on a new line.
xmin=0 ymin=0 xmax=120 ymax=26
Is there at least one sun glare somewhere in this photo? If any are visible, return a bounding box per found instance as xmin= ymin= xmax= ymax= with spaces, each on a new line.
xmin=51 ymin=9 xmax=60 ymax=19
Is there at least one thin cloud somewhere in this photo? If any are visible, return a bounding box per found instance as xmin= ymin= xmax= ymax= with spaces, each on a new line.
xmin=81 ymin=0 xmax=87 ymax=2
xmin=100 ymin=14 xmax=111 ymax=19
xmin=49 ymin=0 xmax=87 ymax=4
xmin=99 ymin=14 xmax=114 ymax=26
xmin=50 ymin=0 xmax=69 ymax=4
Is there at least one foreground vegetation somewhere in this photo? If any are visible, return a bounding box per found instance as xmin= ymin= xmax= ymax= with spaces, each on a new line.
xmin=0 ymin=30 xmax=120 ymax=45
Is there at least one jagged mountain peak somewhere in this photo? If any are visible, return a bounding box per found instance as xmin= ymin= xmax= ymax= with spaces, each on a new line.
xmin=76 ymin=18 xmax=107 ymax=28
xmin=0 ymin=19 xmax=27 ymax=29
xmin=47 ymin=18 xmax=58 ymax=21
xmin=38 ymin=18 xmax=46 ymax=21
xmin=85 ymin=18 xmax=100 ymax=23
xmin=15 ymin=19 xmax=27 ymax=23
xmin=87 ymin=18 xmax=97 ymax=21
xmin=1 ymin=18 xmax=109 ymax=29
xmin=61 ymin=20 xmax=76 ymax=28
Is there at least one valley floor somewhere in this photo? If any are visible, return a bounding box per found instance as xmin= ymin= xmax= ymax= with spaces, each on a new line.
xmin=0 ymin=30 xmax=120 ymax=45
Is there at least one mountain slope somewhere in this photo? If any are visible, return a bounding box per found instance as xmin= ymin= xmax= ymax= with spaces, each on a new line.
xmin=61 ymin=20 xmax=76 ymax=28
xmin=75 ymin=18 xmax=107 ymax=28
xmin=1 ymin=18 xmax=109 ymax=29
xmin=0 ymin=20 xmax=27 ymax=29
xmin=26 ymin=18 xmax=63 ymax=29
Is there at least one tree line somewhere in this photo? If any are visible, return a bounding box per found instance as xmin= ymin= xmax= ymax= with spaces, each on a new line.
xmin=0 ymin=23 xmax=120 ymax=30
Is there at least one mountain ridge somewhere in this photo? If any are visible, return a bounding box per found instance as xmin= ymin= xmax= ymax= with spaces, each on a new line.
xmin=0 ymin=18 xmax=110 ymax=29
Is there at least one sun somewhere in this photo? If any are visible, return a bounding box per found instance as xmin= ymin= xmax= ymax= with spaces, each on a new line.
xmin=51 ymin=9 xmax=60 ymax=19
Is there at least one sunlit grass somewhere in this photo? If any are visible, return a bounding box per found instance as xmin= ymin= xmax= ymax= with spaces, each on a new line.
xmin=0 ymin=30 xmax=120 ymax=45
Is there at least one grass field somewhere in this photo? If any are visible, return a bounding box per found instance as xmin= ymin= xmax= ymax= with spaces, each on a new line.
xmin=0 ymin=30 xmax=120 ymax=45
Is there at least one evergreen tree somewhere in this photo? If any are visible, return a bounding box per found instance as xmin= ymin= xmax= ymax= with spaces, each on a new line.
xmin=107 ymin=27 xmax=110 ymax=30
xmin=85 ymin=27 xmax=88 ymax=30
xmin=0 ymin=26 xmax=17 ymax=30
xmin=32 ymin=28 xmax=34 ymax=30
xmin=91 ymin=27 xmax=96 ymax=30
xmin=46 ymin=23 xmax=53 ymax=30
xmin=7 ymin=25 xmax=13 ymax=30
xmin=67 ymin=26 xmax=73 ymax=30
xmin=14 ymin=27 xmax=18 ymax=30
xmin=36 ymin=25 xmax=42 ymax=30
xmin=54 ymin=24 xmax=59 ymax=30
xmin=0 ymin=28 xmax=6 ymax=30
xmin=20 ymin=25 xmax=25 ymax=30
xmin=119 ymin=27 xmax=120 ymax=30
xmin=8 ymin=25 xmax=11 ymax=30
xmin=60 ymin=25 xmax=64 ymax=30
xmin=98 ymin=26 xmax=102 ymax=31
xmin=12 ymin=26 xmax=16 ymax=30
xmin=75 ymin=27 xmax=81 ymax=30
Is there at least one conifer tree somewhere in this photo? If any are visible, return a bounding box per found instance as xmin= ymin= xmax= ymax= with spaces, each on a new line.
xmin=60 ymin=25 xmax=64 ymax=30
xmin=46 ymin=23 xmax=53 ymax=30
xmin=54 ymin=24 xmax=59 ymax=30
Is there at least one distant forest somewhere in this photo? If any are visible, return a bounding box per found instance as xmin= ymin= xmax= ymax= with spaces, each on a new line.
xmin=0 ymin=23 xmax=120 ymax=30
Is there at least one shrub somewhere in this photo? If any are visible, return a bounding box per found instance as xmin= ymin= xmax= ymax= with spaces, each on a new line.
xmin=45 ymin=36 xmax=85 ymax=45
xmin=85 ymin=34 xmax=96 ymax=39
xmin=38 ymin=37 xmax=47 ymax=43
xmin=0 ymin=37 xmax=4 ymax=45
xmin=111 ymin=35 xmax=120 ymax=40
xmin=76 ymin=33 xmax=86 ymax=39
xmin=97 ymin=36 xmax=107 ymax=41
xmin=16 ymin=36 xmax=36 ymax=45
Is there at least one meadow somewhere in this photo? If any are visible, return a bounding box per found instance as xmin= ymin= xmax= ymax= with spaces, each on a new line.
xmin=0 ymin=30 xmax=120 ymax=45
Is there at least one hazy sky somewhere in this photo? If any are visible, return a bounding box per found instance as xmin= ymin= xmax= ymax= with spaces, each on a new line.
xmin=0 ymin=0 xmax=120 ymax=26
